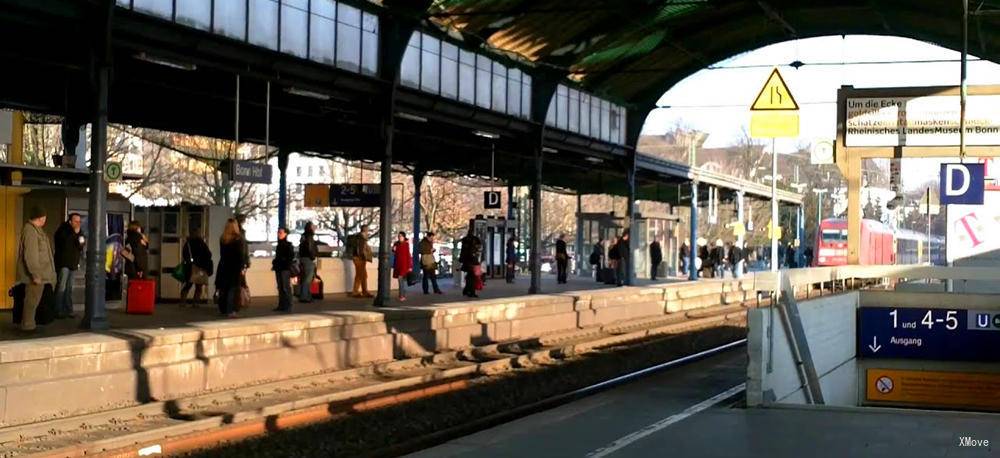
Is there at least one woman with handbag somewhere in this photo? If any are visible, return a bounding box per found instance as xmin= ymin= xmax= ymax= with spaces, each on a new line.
xmin=123 ymin=221 xmax=148 ymax=280
xmin=180 ymin=228 xmax=213 ymax=307
xmin=215 ymin=219 xmax=247 ymax=318
xmin=391 ymin=232 xmax=412 ymax=302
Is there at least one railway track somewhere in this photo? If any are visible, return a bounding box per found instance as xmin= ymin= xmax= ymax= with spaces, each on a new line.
xmin=7 ymin=303 xmax=751 ymax=458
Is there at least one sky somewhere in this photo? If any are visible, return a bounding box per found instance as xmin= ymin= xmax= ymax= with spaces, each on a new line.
xmin=640 ymin=35 xmax=1000 ymax=190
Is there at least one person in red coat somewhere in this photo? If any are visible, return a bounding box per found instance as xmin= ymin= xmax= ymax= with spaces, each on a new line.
xmin=392 ymin=232 xmax=412 ymax=302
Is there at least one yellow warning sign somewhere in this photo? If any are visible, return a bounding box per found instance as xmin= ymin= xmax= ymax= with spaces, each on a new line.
xmin=865 ymin=369 xmax=1000 ymax=411
xmin=750 ymin=68 xmax=799 ymax=111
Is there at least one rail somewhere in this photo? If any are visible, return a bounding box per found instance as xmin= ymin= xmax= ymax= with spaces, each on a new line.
xmin=750 ymin=265 xmax=1000 ymax=293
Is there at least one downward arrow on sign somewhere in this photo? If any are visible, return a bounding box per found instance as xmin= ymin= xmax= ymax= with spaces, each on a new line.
xmin=868 ymin=336 xmax=881 ymax=353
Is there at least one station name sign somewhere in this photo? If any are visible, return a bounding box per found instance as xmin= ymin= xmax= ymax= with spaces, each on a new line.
xmin=231 ymin=160 xmax=273 ymax=184
xmin=858 ymin=307 xmax=1000 ymax=362
xmin=845 ymin=95 xmax=1000 ymax=147
xmin=304 ymin=183 xmax=382 ymax=207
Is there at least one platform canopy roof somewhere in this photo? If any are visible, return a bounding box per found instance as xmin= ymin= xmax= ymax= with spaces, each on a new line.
xmin=419 ymin=0 xmax=1000 ymax=108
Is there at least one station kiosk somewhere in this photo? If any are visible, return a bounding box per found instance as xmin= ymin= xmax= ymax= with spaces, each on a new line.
xmin=631 ymin=211 xmax=681 ymax=279
xmin=132 ymin=204 xmax=232 ymax=301
xmin=578 ymin=212 xmax=625 ymax=276
xmin=577 ymin=211 xmax=680 ymax=279
xmin=470 ymin=215 xmax=516 ymax=279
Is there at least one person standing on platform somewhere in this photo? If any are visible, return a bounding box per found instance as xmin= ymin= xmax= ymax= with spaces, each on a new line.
xmin=53 ymin=212 xmax=84 ymax=319
xmin=419 ymin=232 xmax=443 ymax=295
xmin=123 ymin=221 xmax=148 ymax=280
xmin=555 ymin=234 xmax=569 ymax=284
xmin=711 ymin=239 xmax=726 ymax=278
xmin=590 ymin=240 xmax=605 ymax=282
xmin=235 ymin=213 xmax=251 ymax=270
xmin=698 ymin=239 xmax=710 ymax=278
xmin=272 ymin=227 xmax=295 ymax=313
xmin=679 ymin=240 xmax=690 ymax=277
xmin=505 ymin=236 xmax=518 ymax=284
xmin=649 ymin=238 xmax=663 ymax=281
xmin=392 ymin=232 xmax=412 ymax=302
xmin=216 ymin=219 xmax=245 ymax=318
xmin=616 ymin=230 xmax=630 ymax=287
xmin=16 ymin=207 xmax=55 ymax=331
xmin=180 ymin=228 xmax=213 ymax=307
xmin=729 ymin=242 xmax=745 ymax=278
xmin=298 ymin=222 xmax=318 ymax=303
xmin=804 ymin=245 xmax=814 ymax=268
xmin=459 ymin=228 xmax=483 ymax=298
xmin=349 ymin=227 xmax=374 ymax=298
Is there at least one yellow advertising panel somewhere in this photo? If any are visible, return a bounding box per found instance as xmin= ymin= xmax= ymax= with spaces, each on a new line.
xmin=304 ymin=184 xmax=330 ymax=208
xmin=750 ymin=111 xmax=800 ymax=138
xmin=866 ymin=368 xmax=1000 ymax=411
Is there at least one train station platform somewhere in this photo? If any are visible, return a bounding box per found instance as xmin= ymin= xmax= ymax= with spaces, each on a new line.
xmin=0 ymin=274 xmax=754 ymax=429
xmin=0 ymin=275 xmax=684 ymax=342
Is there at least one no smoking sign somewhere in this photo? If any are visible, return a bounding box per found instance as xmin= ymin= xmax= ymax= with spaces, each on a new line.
xmin=875 ymin=375 xmax=893 ymax=394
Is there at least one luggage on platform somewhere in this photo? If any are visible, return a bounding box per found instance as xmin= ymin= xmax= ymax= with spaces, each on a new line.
xmin=310 ymin=275 xmax=324 ymax=300
xmin=126 ymin=279 xmax=156 ymax=314
xmin=601 ymin=268 xmax=617 ymax=285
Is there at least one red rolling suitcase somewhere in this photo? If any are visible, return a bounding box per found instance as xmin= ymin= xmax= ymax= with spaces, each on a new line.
xmin=126 ymin=279 xmax=156 ymax=314
xmin=310 ymin=275 xmax=324 ymax=300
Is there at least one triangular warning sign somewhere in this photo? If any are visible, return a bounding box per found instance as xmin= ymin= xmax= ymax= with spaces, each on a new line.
xmin=751 ymin=68 xmax=799 ymax=111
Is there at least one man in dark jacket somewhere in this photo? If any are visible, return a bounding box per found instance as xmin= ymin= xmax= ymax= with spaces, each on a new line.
xmin=555 ymin=234 xmax=569 ymax=284
xmin=679 ymin=240 xmax=690 ymax=276
xmin=649 ymin=239 xmax=663 ymax=281
xmin=459 ymin=228 xmax=483 ymax=298
xmin=616 ymin=231 xmax=630 ymax=286
xmin=298 ymin=222 xmax=319 ymax=302
xmin=728 ymin=242 xmax=744 ymax=278
xmin=53 ymin=213 xmax=84 ymax=318
xmin=272 ymin=227 xmax=295 ymax=312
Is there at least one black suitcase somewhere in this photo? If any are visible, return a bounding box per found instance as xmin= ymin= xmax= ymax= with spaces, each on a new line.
xmin=601 ymin=268 xmax=617 ymax=285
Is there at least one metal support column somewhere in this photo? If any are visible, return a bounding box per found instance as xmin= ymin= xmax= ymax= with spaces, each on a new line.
xmin=796 ymin=205 xmax=804 ymax=267
xmin=373 ymin=86 xmax=396 ymax=307
xmin=575 ymin=192 xmax=584 ymax=277
xmin=277 ymin=150 xmax=289 ymax=229
xmin=82 ymin=1 xmax=114 ymax=330
xmin=689 ymin=181 xmax=698 ymax=281
xmin=529 ymin=130 xmax=543 ymax=294
xmin=736 ymin=191 xmax=746 ymax=248
xmin=507 ymin=185 xmax=515 ymax=220
xmin=624 ymin=149 xmax=637 ymax=286
xmin=412 ymin=168 xmax=425 ymax=263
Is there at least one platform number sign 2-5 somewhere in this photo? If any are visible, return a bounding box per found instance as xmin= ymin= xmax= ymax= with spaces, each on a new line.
xmin=484 ymin=191 xmax=502 ymax=209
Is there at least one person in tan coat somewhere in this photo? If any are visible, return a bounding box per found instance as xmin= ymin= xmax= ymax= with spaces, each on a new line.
xmin=17 ymin=207 xmax=56 ymax=331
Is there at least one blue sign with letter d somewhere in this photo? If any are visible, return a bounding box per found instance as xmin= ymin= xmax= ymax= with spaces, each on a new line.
xmin=940 ymin=163 xmax=984 ymax=205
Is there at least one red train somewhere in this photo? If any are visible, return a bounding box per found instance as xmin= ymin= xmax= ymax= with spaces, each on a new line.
xmin=815 ymin=218 xmax=894 ymax=266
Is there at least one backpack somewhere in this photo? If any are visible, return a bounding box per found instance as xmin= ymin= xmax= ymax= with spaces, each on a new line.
xmin=589 ymin=251 xmax=600 ymax=265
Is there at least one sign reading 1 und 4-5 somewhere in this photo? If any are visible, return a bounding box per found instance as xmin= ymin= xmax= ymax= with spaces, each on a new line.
xmin=858 ymin=307 xmax=1000 ymax=362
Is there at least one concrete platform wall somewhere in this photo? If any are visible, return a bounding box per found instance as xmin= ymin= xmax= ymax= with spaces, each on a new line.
xmin=747 ymin=292 xmax=859 ymax=407
xmin=0 ymin=279 xmax=752 ymax=427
